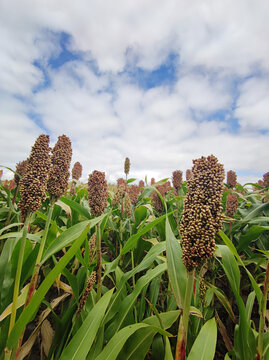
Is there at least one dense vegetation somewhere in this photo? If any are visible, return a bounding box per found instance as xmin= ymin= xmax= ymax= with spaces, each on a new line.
xmin=0 ymin=135 xmax=268 ymax=360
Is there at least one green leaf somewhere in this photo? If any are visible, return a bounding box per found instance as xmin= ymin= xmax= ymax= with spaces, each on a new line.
xmin=59 ymin=196 xmax=91 ymax=219
xmin=219 ymin=245 xmax=240 ymax=296
xmin=127 ymin=178 xmax=136 ymax=184
xmin=134 ymin=206 xmax=148 ymax=227
xmin=106 ymin=263 xmax=167 ymax=337
xmin=238 ymin=225 xmax=269 ymax=252
xmin=240 ymin=202 xmax=269 ymax=222
xmin=219 ymin=231 xmax=262 ymax=309
xmin=166 ymin=216 xmax=187 ymax=308
xmin=96 ymin=323 xmax=150 ymax=360
xmin=42 ymin=215 xmax=105 ymax=264
xmin=187 ymin=318 xmax=217 ymax=360
xmin=59 ymin=289 xmax=114 ymax=360
xmin=121 ymin=212 xmax=170 ymax=255
xmin=210 ymin=286 xmax=236 ymax=323
xmin=119 ymin=311 xmax=180 ymax=360
xmin=6 ymin=223 xmax=91 ymax=351
xmin=104 ymin=243 xmax=166 ymax=325
xmin=164 ymin=338 xmax=174 ymax=360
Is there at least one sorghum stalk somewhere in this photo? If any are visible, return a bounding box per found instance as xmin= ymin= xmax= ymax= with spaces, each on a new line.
xmin=96 ymin=223 xmax=102 ymax=301
xmin=175 ymin=271 xmax=194 ymax=360
xmin=8 ymin=212 xmax=31 ymax=337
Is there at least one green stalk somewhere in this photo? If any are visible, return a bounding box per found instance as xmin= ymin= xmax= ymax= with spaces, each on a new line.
xmin=14 ymin=199 xmax=55 ymax=359
xmin=257 ymin=259 xmax=269 ymax=359
xmin=96 ymin=223 xmax=102 ymax=301
xmin=5 ymin=212 xmax=31 ymax=360
xmin=34 ymin=199 xmax=55 ymax=268
xmin=8 ymin=213 xmax=31 ymax=336
xmin=175 ymin=270 xmax=194 ymax=360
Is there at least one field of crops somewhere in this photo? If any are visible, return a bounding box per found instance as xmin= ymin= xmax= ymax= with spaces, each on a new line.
xmin=0 ymin=134 xmax=268 ymax=360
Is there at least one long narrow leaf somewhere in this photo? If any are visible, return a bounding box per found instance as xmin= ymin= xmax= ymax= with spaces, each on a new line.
xmin=166 ymin=216 xmax=186 ymax=308
xmin=7 ymin=223 xmax=91 ymax=351
xmin=121 ymin=212 xmax=174 ymax=255
xmin=187 ymin=318 xmax=217 ymax=360
xmin=59 ymin=289 xmax=114 ymax=360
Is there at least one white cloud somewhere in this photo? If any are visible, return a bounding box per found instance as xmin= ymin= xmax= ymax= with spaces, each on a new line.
xmin=0 ymin=0 xmax=269 ymax=184
xmin=235 ymin=77 xmax=269 ymax=131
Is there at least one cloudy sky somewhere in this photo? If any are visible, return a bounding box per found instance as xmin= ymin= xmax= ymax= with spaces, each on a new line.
xmin=1 ymin=0 xmax=269 ymax=184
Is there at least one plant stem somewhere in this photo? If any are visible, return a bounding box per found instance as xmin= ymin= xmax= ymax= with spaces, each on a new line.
xmin=34 ymin=199 xmax=55 ymax=269
xmin=96 ymin=222 xmax=102 ymax=301
xmin=257 ymin=259 xmax=269 ymax=359
xmin=175 ymin=270 xmax=194 ymax=360
xmin=8 ymin=212 xmax=31 ymax=336
xmin=14 ymin=200 xmax=55 ymax=359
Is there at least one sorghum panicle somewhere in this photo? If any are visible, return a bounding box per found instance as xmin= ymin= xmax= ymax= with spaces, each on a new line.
xmin=19 ymin=135 xmax=51 ymax=220
xmin=72 ymin=161 xmax=82 ymax=181
xmin=226 ymin=193 xmax=238 ymax=217
xmin=76 ymin=271 xmax=96 ymax=317
xmin=128 ymin=185 xmax=140 ymax=205
xmin=180 ymin=155 xmax=225 ymax=271
xmin=199 ymin=278 xmax=207 ymax=307
xmin=139 ymin=180 xmax=145 ymax=188
xmin=186 ymin=169 xmax=192 ymax=181
xmin=163 ymin=181 xmax=172 ymax=193
xmin=151 ymin=178 xmax=155 ymax=185
xmin=14 ymin=160 xmax=28 ymax=186
xmin=227 ymin=170 xmax=237 ymax=188
xmin=3 ymin=179 xmax=16 ymax=190
xmin=124 ymin=157 xmax=130 ymax=176
xmin=88 ymin=170 xmax=108 ymax=217
xmin=89 ymin=232 xmax=96 ymax=264
xmin=112 ymin=184 xmax=125 ymax=206
xmin=125 ymin=193 xmax=132 ymax=218
xmin=263 ymin=172 xmax=269 ymax=187
xmin=117 ymin=177 xmax=127 ymax=191
xmin=152 ymin=184 xmax=166 ymax=213
xmin=172 ymin=170 xmax=183 ymax=191
xmin=47 ymin=135 xmax=72 ymax=200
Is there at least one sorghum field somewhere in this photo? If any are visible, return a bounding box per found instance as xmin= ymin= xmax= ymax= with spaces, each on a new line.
xmin=0 ymin=134 xmax=268 ymax=360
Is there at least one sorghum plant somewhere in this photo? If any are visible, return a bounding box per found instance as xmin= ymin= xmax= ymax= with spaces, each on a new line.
xmin=128 ymin=185 xmax=140 ymax=205
xmin=71 ymin=161 xmax=82 ymax=195
xmin=172 ymin=170 xmax=183 ymax=194
xmin=47 ymin=135 xmax=72 ymax=201
xmin=227 ymin=170 xmax=237 ymax=189
xmin=88 ymin=170 xmax=108 ymax=300
xmin=226 ymin=193 xmax=238 ymax=217
xmin=124 ymin=157 xmax=130 ymax=179
xmin=176 ymin=154 xmax=224 ymax=359
xmin=263 ymin=172 xmax=269 ymax=187
xmin=186 ymin=169 xmax=192 ymax=181
xmin=8 ymin=135 xmax=50 ymax=350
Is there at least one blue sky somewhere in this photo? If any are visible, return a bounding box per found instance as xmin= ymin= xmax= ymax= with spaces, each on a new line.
xmin=0 ymin=0 xmax=269 ymax=184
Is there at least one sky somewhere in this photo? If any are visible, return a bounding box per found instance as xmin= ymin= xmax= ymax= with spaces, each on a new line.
xmin=0 ymin=0 xmax=269 ymax=185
